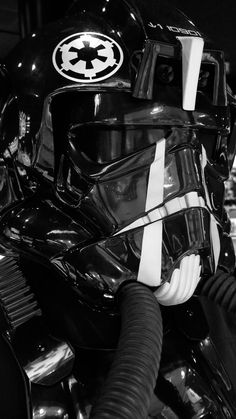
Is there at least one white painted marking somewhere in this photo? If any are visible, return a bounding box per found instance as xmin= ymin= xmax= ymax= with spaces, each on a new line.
xmin=177 ymin=36 xmax=204 ymax=111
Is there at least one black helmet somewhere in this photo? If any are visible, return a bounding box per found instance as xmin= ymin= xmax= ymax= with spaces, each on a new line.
xmin=0 ymin=0 xmax=235 ymax=308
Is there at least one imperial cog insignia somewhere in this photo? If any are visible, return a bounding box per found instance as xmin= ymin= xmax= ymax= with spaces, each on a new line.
xmin=52 ymin=32 xmax=124 ymax=83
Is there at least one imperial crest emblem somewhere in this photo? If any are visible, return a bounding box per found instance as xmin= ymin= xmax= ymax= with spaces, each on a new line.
xmin=52 ymin=32 xmax=124 ymax=83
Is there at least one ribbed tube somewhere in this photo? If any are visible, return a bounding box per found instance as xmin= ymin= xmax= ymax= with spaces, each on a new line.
xmin=199 ymin=269 xmax=236 ymax=312
xmin=0 ymin=256 xmax=42 ymax=329
xmin=90 ymin=281 xmax=163 ymax=419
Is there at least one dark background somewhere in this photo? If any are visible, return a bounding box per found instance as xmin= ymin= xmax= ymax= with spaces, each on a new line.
xmin=171 ymin=0 xmax=236 ymax=91
xmin=1 ymin=0 xmax=236 ymax=90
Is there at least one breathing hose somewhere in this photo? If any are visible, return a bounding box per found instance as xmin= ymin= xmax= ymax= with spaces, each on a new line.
xmin=198 ymin=269 xmax=236 ymax=312
xmin=90 ymin=281 xmax=163 ymax=419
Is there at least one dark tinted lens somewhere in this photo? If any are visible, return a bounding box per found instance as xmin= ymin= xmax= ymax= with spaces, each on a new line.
xmin=69 ymin=125 xmax=166 ymax=163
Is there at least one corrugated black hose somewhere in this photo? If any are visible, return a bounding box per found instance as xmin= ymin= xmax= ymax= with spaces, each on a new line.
xmin=90 ymin=281 xmax=163 ymax=419
xmin=198 ymin=269 xmax=236 ymax=312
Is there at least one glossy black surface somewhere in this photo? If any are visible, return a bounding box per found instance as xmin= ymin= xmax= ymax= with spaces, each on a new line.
xmin=0 ymin=0 xmax=232 ymax=312
xmin=31 ymin=377 xmax=76 ymax=419
xmin=51 ymin=207 xmax=213 ymax=308
xmin=154 ymin=299 xmax=236 ymax=418
xmin=0 ymin=334 xmax=31 ymax=418
xmin=12 ymin=317 xmax=75 ymax=386
xmin=0 ymin=0 xmax=235 ymax=417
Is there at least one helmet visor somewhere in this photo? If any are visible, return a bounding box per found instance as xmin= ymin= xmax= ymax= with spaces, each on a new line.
xmin=51 ymin=91 xmax=173 ymax=164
